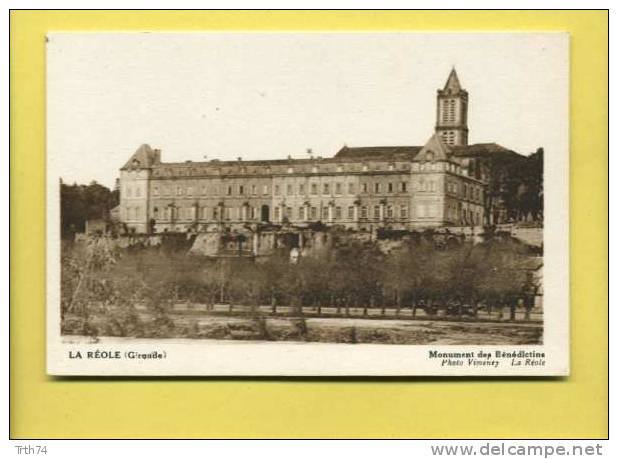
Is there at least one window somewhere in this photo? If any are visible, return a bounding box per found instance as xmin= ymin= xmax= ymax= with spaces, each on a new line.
xmin=312 ymin=166 xmax=318 ymax=173
xmin=274 ymin=185 xmax=280 ymax=196
xmin=227 ymin=185 xmax=232 ymax=196
xmin=388 ymin=183 xmax=393 ymax=193
xmin=429 ymin=181 xmax=436 ymax=192
xmin=463 ymin=184 xmax=468 ymax=198
xmin=362 ymin=183 xmax=368 ymax=193
xmin=299 ymin=207 xmax=305 ymax=220
xmin=311 ymin=183 xmax=318 ymax=195
xmin=386 ymin=206 xmax=394 ymax=218
xmin=213 ymin=207 xmax=219 ymax=220
xmin=373 ymin=205 xmax=380 ymax=219
xmin=360 ymin=206 xmax=368 ymax=219
xmin=310 ymin=207 xmax=317 ymax=220
xmin=420 ymin=181 xmax=426 ymax=192
xmin=348 ymin=183 xmax=355 ymax=195
xmin=388 ymin=163 xmax=394 ymax=171
xmin=348 ymin=206 xmax=354 ymax=219
xmin=374 ymin=183 xmax=381 ymax=193
xmin=251 ymin=185 xmax=257 ymax=195
xmin=417 ymin=204 xmax=426 ymax=218
xmin=321 ymin=207 xmax=328 ymax=220
xmin=400 ymin=206 xmax=408 ymax=219
xmin=239 ymin=185 xmax=244 ymax=195
xmin=202 ymin=186 xmax=207 ymax=195
xmin=286 ymin=207 xmax=292 ymax=219
xmin=153 ymin=187 xmax=159 ymax=196
xmin=400 ymin=182 xmax=407 ymax=193
xmin=176 ymin=186 xmax=183 ymax=196
xmin=262 ymin=185 xmax=269 ymax=195
xmin=287 ymin=167 xmax=294 ymax=174
xmin=274 ymin=207 xmax=280 ymax=221
xmin=153 ymin=207 xmax=159 ymax=218
xmin=187 ymin=187 xmax=193 ymax=196
xmin=337 ymin=165 xmax=343 ymax=172
xmin=286 ymin=184 xmax=293 ymax=195
xmin=335 ymin=183 xmax=342 ymax=195
xmin=299 ymin=184 xmax=305 ymax=195
xmin=323 ymin=183 xmax=330 ymax=195
xmin=442 ymin=99 xmax=456 ymax=123
xmin=335 ymin=207 xmax=342 ymax=220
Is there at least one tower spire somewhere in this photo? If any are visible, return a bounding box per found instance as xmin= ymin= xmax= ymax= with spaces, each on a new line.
xmin=443 ymin=67 xmax=462 ymax=93
xmin=435 ymin=68 xmax=469 ymax=146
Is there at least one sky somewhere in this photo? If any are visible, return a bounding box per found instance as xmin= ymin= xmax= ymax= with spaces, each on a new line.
xmin=47 ymin=32 xmax=568 ymax=189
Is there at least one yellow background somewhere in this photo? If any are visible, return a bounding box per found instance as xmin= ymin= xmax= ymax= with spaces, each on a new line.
xmin=10 ymin=10 xmax=608 ymax=439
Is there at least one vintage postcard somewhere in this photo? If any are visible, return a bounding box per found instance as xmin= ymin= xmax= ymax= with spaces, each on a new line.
xmin=46 ymin=32 xmax=569 ymax=376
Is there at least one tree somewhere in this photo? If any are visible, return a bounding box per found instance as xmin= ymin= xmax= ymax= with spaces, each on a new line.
xmin=61 ymin=181 xmax=119 ymax=238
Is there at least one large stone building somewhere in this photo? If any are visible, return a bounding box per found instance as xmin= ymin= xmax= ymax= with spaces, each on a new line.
xmin=117 ymin=69 xmax=519 ymax=234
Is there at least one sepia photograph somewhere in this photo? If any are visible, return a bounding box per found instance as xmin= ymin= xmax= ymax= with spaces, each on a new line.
xmin=46 ymin=32 xmax=569 ymax=375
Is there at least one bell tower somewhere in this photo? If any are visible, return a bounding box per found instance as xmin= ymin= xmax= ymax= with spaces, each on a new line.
xmin=436 ymin=68 xmax=468 ymax=147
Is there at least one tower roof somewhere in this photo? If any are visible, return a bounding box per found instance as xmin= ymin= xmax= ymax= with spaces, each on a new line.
xmin=441 ymin=68 xmax=464 ymax=94
xmin=414 ymin=133 xmax=452 ymax=162
xmin=121 ymin=144 xmax=160 ymax=170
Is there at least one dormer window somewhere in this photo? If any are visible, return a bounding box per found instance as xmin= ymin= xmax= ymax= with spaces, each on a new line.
xmin=425 ymin=151 xmax=434 ymax=162
xmin=287 ymin=167 xmax=294 ymax=174
xmin=311 ymin=166 xmax=318 ymax=173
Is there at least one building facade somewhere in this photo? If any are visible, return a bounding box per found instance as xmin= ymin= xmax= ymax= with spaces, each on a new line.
xmin=118 ymin=70 xmax=498 ymax=234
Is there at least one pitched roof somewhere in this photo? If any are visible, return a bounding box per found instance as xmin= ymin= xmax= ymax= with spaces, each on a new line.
xmin=450 ymin=143 xmax=524 ymax=160
xmin=334 ymin=145 xmax=422 ymax=160
xmin=414 ymin=133 xmax=451 ymax=161
xmin=121 ymin=144 xmax=159 ymax=169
